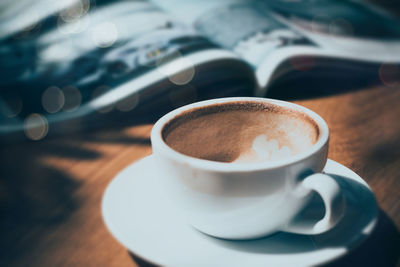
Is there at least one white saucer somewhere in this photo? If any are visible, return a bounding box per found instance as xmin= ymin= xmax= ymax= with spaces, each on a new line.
xmin=102 ymin=156 xmax=378 ymax=267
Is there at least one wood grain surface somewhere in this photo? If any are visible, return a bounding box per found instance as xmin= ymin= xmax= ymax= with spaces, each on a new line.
xmin=1 ymin=0 xmax=400 ymax=264
xmin=1 ymin=84 xmax=399 ymax=267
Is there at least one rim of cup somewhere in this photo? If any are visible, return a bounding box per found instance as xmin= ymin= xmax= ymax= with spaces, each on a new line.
xmin=151 ymin=97 xmax=329 ymax=172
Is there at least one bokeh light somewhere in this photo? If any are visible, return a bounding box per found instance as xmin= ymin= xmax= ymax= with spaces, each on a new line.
xmin=57 ymin=15 xmax=89 ymax=35
xmin=0 ymin=95 xmax=22 ymax=118
xmin=168 ymin=62 xmax=195 ymax=85
xmin=40 ymin=42 xmax=75 ymax=62
xmin=91 ymin=22 xmax=118 ymax=48
xmin=116 ymin=93 xmax=140 ymax=112
xmin=42 ymin=86 xmax=65 ymax=113
xmin=379 ymin=63 xmax=400 ymax=87
xmin=59 ymin=0 xmax=90 ymax=23
xmin=156 ymin=51 xmax=195 ymax=85
xmin=24 ymin=113 xmax=49 ymax=141
xmin=62 ymin=86 xmax=82 ymax=112
xmin=92 ymin=85 xmax=114 ymax=113
xmin=56 ymin=0 xmax=90 ymax=35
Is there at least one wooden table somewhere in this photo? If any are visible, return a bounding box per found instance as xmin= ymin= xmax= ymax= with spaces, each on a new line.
xmin=1 ymin=82 xmax=399 ymax=267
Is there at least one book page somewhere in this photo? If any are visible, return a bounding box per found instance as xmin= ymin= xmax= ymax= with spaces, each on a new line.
xmin=1 ymin=0 xmax=258 ymax=138
xmin=151 ymin=0 xmax=316 ymax=68
xmin=264 ymin=0 xmax=400 ymax=62
xmin=0 ymin=0 xmax=226 ymax=116
xmin=152 ymin=0 xmax=400 ymax=96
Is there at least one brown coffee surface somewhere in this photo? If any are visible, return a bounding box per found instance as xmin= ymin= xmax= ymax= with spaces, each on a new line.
xmin=162 ymin=102 xmax=319 ymax=163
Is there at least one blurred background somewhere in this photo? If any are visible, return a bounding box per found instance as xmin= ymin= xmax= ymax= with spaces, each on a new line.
xmin=1 ymin=0 xmax=400 ymax=143
xmin=0 ymin=1 xmax=400 ymax=266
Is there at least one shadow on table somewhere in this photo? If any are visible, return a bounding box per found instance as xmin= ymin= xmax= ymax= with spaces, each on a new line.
xmin=128 ymin=210 xmax=399 ymax=267
xmin=362 ymin=135 xmax=400 ymax=175
xmin=129 ymin=252 xmax=159 ymax=267
xmin=0 ymin=145 xmax=81 ymax=264
xmin=126 ymin=172 xmax=399 ymax=267
xmin=0 ymin=121 xmax=152 ymax=265
xmin=204 ymin=175 xmax=399 ymax=266
xmin=324 ymin=210 xmax=400 ymax=267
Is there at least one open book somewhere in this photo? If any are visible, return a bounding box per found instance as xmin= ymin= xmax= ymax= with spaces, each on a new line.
xmin=1 ymin=0 xmax=400 ymax=142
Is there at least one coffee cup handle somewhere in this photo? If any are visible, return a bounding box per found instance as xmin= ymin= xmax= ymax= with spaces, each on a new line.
xmin=283 ymin=173 xmax=346 ymax=235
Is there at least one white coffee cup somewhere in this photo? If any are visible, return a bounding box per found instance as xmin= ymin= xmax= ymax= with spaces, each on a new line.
xmin=151 ymin=97 xmax=345 ymax=239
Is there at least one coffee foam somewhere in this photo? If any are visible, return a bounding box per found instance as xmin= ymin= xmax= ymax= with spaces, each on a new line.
xmin=234 ymin=135 xmax=292 ymax=163
xmin=162 ymin=101 xmax=319 ymax=163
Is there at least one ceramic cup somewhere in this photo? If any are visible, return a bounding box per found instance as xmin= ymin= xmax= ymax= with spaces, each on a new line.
xmin=151 ymin=97 xmax=345 ymax=239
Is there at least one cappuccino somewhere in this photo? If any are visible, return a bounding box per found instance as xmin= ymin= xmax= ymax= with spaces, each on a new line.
xmin=151 ymin=97 xmax=342 ymax=239
xmin=162 ymin=101 xmax=319 ymax=163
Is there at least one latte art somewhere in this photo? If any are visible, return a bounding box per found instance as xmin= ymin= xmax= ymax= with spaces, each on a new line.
xmin=234 ymin=134 xmax=291 ymax=163
xmin=151 ymin=98 xmax=335 ymax=239
xmin=162 ymin=101 xmax=319 ymax=163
